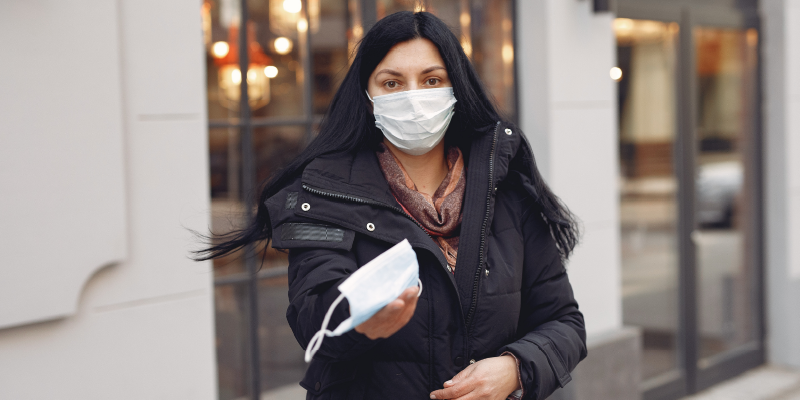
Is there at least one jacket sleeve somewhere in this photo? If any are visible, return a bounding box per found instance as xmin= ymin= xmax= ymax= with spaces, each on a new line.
xmin=496 ymin=210 xmax=587 ymax=400
xmin=285 ymin=245 xmax=381 ymax=362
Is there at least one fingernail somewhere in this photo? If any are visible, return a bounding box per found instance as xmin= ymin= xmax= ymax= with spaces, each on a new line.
xmin=445 ymin=380 xmax=453 ymax=385
xmin=430 ymin=395 xmax=436 ymax=399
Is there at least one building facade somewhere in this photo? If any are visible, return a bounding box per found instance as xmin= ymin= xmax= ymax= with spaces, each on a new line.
xmin=1 ymin=0 xmax=800 ymax=399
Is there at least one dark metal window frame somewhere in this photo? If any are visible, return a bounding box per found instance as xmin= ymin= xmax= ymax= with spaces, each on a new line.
xmin=210 ymin=2 xmax=519 ymax=399
xmin=615 ymin=1 xmax=765 ymax=399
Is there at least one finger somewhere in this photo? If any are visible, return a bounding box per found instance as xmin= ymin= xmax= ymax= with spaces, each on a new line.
xmin=387 ymin=298 xmax=405 ymax=312
xmin=450 ymin=392 xmax=480 ymax=400
xmin=430 ymin=380 xmax=476 ymax=400
xmin=403 ymin=286 xmax=419 ymax=299
xmin=356 ymin=299 xmax=404 ymax=330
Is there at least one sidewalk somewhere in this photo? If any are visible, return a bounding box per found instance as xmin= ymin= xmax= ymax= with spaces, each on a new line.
xmin=253 ymin=365 xmax=800 ymax=400
xmin=683 ymin=365 xmax=800 ymax=400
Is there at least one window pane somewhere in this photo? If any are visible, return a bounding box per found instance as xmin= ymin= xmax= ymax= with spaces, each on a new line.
xmin=247 ymin=0 xmax=307 ymax=118
xmin=694 ymin=27 xmax=759 ymax=367
xmin=254 ymin=125 xmax=307 ymax=183
xmin=258 ymin=275 xmax=307 ymax=393
xmin=471 ymin=0 xmax=516 ymax=121
xmin=616 ymin=19 xmax=682 ymax=381
xmin=215 ymin=283 xmax=253 ymax=400
xmin=377 ymin=0 xmax=424 ymax=18
xmin=313 ymin=0 xmax=350 ymax=114
xmin=204 ymin=0 xmax=244 ymax=121
xmin=209 ymin=127 xmax=241 ymax=200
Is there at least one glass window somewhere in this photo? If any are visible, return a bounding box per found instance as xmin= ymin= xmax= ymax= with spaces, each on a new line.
xmin=694 ymin=26 xmax=759 ymax=367
xmin=616 ymin=18 xmax=682 ymax=382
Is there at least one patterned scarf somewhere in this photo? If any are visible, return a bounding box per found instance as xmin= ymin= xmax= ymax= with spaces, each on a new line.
xmin=376 ymin=143 xmax=466 ymax=273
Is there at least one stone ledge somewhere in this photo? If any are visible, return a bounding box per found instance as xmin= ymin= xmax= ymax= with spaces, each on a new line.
xmin=549 ymin=326 xmax=642 ymax=400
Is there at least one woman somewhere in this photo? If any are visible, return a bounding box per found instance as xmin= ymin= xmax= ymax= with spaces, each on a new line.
xmin=199 ymin=11 xmax=585 ymax=400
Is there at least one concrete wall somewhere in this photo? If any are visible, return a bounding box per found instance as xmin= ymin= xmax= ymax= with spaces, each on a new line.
xmin=516 ymin=0 xmax=622 ymax=339
xmin=0 ymin=0 xmax=217 ymax=398
xmin=761 ymin=0 xmax=800 ymax=368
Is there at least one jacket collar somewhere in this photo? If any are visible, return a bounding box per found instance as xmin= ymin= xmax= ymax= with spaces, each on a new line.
xmin=301 ymin=147 xmax=399 ymax=208
xmin=300 ymin=122 xmax=521 ymax=202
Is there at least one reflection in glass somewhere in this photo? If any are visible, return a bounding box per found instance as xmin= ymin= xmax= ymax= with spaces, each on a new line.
xmin=248 ymin=0 xmax=307 ymax=119
xmin=215 ymin=283 xmax=252 ymax=400
xmin=254 ymin=126 xmax=307 ymax=183
xmin=694 ymin=27 xmax=758 ymax=366
xmin=377 ymin=0 xmax=427 ymax=18
xmin=312 ymin=0 xmax=349 ymax=114
xmin=258 ymin=276 xmax=308 ymax=391
xmin=616 ymin=19 xmax=681 ymax=381
xmin=471 ymin=0 xmax=516 ymax=121
xmin=209 ymin=127 xmax=241 ymax=200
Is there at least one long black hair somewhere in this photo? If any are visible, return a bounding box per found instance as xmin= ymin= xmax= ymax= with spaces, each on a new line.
xmin=195 ymin=11 xmax=579 ymax=261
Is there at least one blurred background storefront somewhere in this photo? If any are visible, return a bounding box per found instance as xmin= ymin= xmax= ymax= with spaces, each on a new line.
xmin=3 ymin=0 xmax=800 ymax=400
xmin=614 ymin=1 xmax=763 ymax=398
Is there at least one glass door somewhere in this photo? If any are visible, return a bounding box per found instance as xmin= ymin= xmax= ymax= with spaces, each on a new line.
xmin=615 ymin=2 xmax=763 ymax=398
xmin=616 ymin=17 xmax=682 ymax=386
xmin=693 ymin=25 xmax=762 ymax=388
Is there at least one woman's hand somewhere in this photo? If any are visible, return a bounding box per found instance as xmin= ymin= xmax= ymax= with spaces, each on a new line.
xmin=429 ymin=355 xmax=520 ymax=400
xmin=354 ymin=286 xmax=419 ymax=340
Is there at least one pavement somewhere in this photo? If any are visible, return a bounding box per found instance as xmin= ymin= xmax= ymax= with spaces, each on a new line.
xmin=683 ymin=365 xmax=800 ymax=400
xmin=252 ymin=364 xmax=800 ymax=400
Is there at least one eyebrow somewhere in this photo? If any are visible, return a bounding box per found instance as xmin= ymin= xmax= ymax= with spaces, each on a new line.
xmin=374 ymin=65 xmax=447 ymax=77
xmin=421 ymin=65 xmax=446 ymax=74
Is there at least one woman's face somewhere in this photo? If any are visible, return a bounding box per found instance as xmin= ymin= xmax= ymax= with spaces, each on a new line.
xmin=367 ymin=38 xmax=452 ymax=98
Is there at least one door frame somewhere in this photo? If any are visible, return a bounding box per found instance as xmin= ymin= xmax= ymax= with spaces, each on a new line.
xmin=614 ymin=1 xmax=765 ymax=399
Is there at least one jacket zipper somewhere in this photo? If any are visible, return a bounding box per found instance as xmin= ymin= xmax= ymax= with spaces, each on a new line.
xmin=465 ymin=121 xmax=500 ymax=329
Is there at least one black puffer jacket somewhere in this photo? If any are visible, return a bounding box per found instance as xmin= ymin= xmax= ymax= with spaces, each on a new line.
xmin=265 ymin=122 xmax=586 ymax=400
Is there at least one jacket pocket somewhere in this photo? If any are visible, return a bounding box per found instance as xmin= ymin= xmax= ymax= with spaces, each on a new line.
xmin=300 ymin=359 xmax=358 ymax=397
xmin=530 ymin=333 xmax=572 ymax=388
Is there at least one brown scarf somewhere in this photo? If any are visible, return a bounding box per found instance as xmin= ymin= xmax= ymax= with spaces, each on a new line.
xmin=376 ymin=143 xmax=466 ymax=273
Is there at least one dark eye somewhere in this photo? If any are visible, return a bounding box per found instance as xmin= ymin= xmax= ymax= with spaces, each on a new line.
xmin=386 ymin=81 xmax=397 ymax=89
xmin=427 ymin=78 xmax=439 ymax=85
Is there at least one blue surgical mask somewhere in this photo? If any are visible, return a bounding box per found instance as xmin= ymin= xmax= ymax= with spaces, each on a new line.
xmin=304 ymin=239 xmax=422 ymax=362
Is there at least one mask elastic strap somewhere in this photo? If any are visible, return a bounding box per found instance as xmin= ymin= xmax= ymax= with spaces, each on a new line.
xmin=365 ymin=90 xmax=374 ymax=102
xmin=304 ymin=278 xmax=423 ymax=362
xmin=305 ymin=291 xmax=347 ymax=362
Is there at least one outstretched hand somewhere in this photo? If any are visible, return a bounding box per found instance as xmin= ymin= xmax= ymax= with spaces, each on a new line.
xmin=429 ymin=355 xmax=520 ymax=400
xmin=354 ymin=286 xmax=419 ymax=340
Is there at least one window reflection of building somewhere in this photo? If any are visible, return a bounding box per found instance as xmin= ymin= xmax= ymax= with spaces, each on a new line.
xmin=616 ymin=19 xmax=682 ymax=381
xmin=203 ymin=1 xmax=517 ymax=398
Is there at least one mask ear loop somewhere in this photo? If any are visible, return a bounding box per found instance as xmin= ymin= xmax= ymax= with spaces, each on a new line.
xmin=305 ymin=279 xmax=422 ymax=362
xmin=305 ymin=291 xmax=347 ymax=362
xmin=365 ymin=90 xmax=374 ymax=102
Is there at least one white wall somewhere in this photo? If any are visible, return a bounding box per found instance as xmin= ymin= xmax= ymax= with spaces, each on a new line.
xmin=762 ymin=0 xmax=800 ymax=368
xmin=516 ymin=0 xmax=622 ymax=338
xmin=0 ymin=0 xmax=128 ymax=329
xmin=0 ymin=0 xmax=217 ymax=398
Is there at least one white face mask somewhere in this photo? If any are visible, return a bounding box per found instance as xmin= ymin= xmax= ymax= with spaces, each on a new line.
xmin=367 ymin=87 xmax=457 ymax=156
xmin=304 ymin=239 xmax=422 ymax=362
